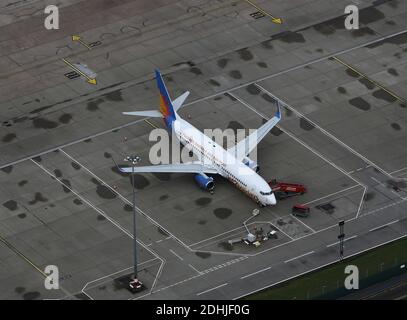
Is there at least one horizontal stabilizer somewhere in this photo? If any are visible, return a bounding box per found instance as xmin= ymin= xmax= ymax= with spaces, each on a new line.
xmin=122 ymin=110 xmax=163 ymax=118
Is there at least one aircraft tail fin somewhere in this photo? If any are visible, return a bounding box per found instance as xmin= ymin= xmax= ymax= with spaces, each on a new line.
xmin=122 ymin=70 xmax=189 ymax=129
xmin=156 ymin=69 xmax=177 ymax=127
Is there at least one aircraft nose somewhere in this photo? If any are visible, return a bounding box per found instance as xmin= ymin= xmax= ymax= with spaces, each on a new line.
xmin=268 ymin=194 xmax=277 ymax=205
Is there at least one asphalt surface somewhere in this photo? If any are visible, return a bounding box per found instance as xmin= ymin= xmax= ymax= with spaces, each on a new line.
xmin=0 ymin=0 xmax=407 ymax=299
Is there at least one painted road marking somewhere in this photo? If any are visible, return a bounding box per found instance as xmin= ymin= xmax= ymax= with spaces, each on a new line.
xmin=144 ymin=118 xmax=159 ymax=129
xmin=369 ymin=220 xmax=399 ymax=232
xmin=284 ymin=251 xmax=314 ymax=263
xmin=302 ymin=185 xmax=361 ymax=205
xmin=332 ymin=56 xmax=406 ymax=103
xmin=240 ymin=266 xmax=271 ymax=279
xmin=197 ymin=283 xmax=228 ymax=296
xmin=169 ymin=249 xmax=184 ymax=261
xmin=188 ymin=264 xmax=202 ymax=274
xmin=326 ymin=235 xmax=357 ymax=248
xmin=0 ymin=235 xmax=46 ymax=277
xmin=61 ymin=58 xmax=97 ymax=85
xmin=72 ymin=35 xmax=92 ymax=50
xmin=243 ymin=0 xmax=282 ymax=24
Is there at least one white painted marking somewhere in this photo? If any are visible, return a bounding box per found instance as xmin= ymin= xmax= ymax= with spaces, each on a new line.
xmin=197 ymin=283 xmax=228 ymax=296
xmin=369 ymin=220 xmax=399 ymax=232
xmin=169 ymin=249 xmax=184 ymax=261
xmin=302 ymin=185 xmax=361 ymax=205
xmin=188 ymin=264 xmax=202 ymax=274
xmin=356 ymin=187 xmax=366 ymax=219
xmin=240 ymin=267 xmax=271 ymax=279
xmin=284 ymin=251 xmax=314 ymax=263
xmin=326 ymin=235 xmax=357 ymax=247
xmin=291 ymin=214 xmax=316 ymax=233
xmin=371 ymin=176 xmax=384 ymax=185
xmin=390 ymin=167 xmax=407 ymax=175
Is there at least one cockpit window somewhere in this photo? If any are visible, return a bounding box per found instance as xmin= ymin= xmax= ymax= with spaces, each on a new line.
xmin=260 ymin=191 xmax=273 ymax=196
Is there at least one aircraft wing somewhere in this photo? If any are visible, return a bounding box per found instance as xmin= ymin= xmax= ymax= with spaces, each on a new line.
xmin=228 ymin=103 xmax=282 ymax=161
xmin=118 ymin=163 xmax=218 ymax=174
xmin=172 ymin=91 xmax=190 ymax=112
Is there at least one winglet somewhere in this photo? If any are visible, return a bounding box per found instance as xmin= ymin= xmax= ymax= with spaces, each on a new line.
xmin=275 ymin=101 xmax=282 ymax=119
xmin=112 ymin=157 xmax=128 ymax=174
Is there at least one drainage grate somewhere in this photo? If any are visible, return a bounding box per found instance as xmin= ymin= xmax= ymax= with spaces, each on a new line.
xmin=316 ymin=203 xmax=335 ymax=214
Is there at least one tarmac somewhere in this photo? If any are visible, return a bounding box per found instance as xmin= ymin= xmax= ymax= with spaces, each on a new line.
xmin=0 ymin=0 xmax=407 ymax=299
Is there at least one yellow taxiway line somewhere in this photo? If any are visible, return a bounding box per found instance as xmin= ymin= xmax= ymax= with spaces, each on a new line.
xmin=144 ymin=119 xmax=159 ymax=129
xmin=332 ymin=56 xmax=406 ymax=103
xmin=61 ymin=58 xmax=97 ymax=85
xmin=0 ymin=235 xmax=47 ymax=278
xmin=72 ymin=35 xmax=92 ymax=50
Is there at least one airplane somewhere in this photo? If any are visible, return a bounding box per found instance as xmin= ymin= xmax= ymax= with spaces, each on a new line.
xmin=118 ymin=70 xmax=282 ymax=206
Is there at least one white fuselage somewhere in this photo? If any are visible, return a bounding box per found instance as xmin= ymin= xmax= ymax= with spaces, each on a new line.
xmin=173 ymin=118 xmax=276 ymax=206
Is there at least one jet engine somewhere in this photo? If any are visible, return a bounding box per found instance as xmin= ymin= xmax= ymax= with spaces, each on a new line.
xmin=194 ymin=173 xmax=215 ymax=191
xmin=242 ymin=157 xmax=260 ymax=172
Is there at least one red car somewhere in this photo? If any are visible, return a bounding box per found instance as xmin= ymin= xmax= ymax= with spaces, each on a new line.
xmin=292 ymin=204 xmax=310 ymax=217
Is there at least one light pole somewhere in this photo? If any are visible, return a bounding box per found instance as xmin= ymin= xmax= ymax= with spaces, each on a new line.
xmin=124 ymin=155 xmax=142 ymax=288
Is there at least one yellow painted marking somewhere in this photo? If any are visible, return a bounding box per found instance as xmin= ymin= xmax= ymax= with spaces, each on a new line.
xmin=0 ymin=235 xmax=47 ymax=278
xmin=61 ymin=58 xmax=97 ymax=85
xmin=244 ymin=0 xmax=282 ymax=24
xmin=144 ymin=119 xmax=159 ymax=129
xmin=71 ymin=35 xmax=92 ymax=50
xmin=332 ymin=56 xmax=406 ymax=103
